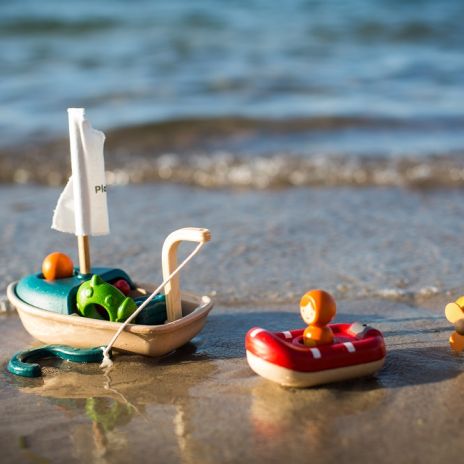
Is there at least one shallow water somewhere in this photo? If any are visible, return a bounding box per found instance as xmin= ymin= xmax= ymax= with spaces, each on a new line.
xmin=1 ymin=184 xmax=463 ymax=307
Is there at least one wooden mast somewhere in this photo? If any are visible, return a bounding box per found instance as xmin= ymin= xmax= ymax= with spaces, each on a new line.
xmin=77 ymin=235 xmax=91 ymax=275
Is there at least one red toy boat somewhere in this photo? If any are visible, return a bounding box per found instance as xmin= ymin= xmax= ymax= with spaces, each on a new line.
xmin=245 ymin=322 xmax=386 ymax=387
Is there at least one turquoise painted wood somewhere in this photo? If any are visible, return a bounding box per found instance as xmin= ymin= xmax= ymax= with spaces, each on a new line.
xmin=15 ymin=267 xmax=135 ymax=315
xmin=7 ymin=345 xmax=107 ymax=377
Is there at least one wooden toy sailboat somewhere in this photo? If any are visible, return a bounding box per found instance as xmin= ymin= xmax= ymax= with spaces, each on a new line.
xmin=7 ymin=109 xmax=213 ymax=359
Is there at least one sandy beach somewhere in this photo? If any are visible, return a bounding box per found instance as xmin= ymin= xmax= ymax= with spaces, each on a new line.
xmin=0 ymin=183 xmax=463 ymax=463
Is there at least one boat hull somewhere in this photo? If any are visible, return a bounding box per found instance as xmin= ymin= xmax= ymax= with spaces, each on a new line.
xmin=246 ymin=351 xmax=385 ymax=388
xmin=245 ymin=323 xmax=386 ymax=387
xmin=7 ymin=282 xmax=213 ymax=357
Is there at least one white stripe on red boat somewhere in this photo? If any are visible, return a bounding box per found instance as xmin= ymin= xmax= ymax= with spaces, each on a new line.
xmin=343 ymin=342 xmax=356 ymax=353
xmin=310 ymin=348 xmax=321 ymax=359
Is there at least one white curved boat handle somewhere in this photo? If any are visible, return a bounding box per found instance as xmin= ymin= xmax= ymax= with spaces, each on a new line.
xmin=162 ymin=228 xmax=211 ymax=322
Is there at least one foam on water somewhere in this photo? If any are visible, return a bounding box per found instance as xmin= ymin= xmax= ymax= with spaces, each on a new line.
xmin=4 ymin=149 xmax=464 ymax=190
xmin=107 ymin=151 xmax=464 ymax=189
xmin=2 ymin=115 xmax=464 ymax=189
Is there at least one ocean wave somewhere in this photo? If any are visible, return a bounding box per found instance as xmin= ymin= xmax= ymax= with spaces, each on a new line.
xmin=2 ymin=115 xmax=464 ymax=189
xmin=3 ymin=150 xmax=464 ymax=190
xmin=0 ymin=17 xmax=119 ymax=36
xmin=111 ymin=152 xmax=464 ymax=189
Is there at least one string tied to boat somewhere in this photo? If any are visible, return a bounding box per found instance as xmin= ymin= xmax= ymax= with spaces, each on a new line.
xmin=100 ymin=240 xmax=207 ymax=371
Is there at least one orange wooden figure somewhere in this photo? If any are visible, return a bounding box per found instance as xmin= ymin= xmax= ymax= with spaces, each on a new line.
xmin=300 ymin=289 xmax=336 ymax=347
xmin=445 ymin=300 xmax=464 ymax=352
xmin=42 ymin=252 xmax=74 ymax=281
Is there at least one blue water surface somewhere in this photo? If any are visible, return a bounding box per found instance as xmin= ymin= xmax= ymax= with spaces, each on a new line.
xmin=1 ymin=0 xmax=464 ymax=143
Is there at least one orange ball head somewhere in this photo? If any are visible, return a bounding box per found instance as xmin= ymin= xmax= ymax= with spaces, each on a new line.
xmin=42 ymin=252 xmax=74 ymax=281
xmin=300 ymin=289 xmax=336 ymax=326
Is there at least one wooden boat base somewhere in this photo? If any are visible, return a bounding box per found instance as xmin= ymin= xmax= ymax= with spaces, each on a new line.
xmin=7 ymin=281 xmax=213 ymax=357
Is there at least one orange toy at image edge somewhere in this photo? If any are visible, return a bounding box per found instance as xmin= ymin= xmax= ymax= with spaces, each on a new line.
xmin=445 ymin=298 xmax=464 ymax=352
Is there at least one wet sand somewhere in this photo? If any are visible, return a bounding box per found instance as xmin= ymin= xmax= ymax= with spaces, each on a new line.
xmin=1 ymin=184 xmax=464 ymax=305
xmin=0 ymin=184 xmax=463 ymax=463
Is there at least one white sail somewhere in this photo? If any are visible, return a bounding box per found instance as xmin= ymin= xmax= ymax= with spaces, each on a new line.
xmin=52 ymin=108 xmax=109 ymax=236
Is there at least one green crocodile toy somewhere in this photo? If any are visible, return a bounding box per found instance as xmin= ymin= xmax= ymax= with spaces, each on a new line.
xmin=76 ymin=274 xmax=137 ymax=322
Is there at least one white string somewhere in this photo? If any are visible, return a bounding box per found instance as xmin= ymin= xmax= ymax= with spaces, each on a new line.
xmin=103 ymin=371 xmax=143 ymax=417
xmin=100 ymin=241 xmax=205 ymax=370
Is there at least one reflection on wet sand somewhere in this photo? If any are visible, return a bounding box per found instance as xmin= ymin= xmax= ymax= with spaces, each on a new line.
xmin=17 ymin=344 xmax=217 ymax=464
xmin=247 ymin=376 xmax=387 ymax=462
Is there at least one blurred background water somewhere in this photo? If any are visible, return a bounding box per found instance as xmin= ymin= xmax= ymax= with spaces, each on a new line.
xmin=1 ymin=0 xmax=464 ymax=187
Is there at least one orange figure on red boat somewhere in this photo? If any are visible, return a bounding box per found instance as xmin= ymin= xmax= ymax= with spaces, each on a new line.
xmin=300 ymin=290 xmax=336 ymax=347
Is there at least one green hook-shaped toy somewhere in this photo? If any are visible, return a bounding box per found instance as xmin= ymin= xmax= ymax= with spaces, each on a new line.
xmin=7 ymin=345 xmax=107 ymax=378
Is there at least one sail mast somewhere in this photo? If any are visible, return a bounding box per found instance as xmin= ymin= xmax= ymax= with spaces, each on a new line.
xmin=77 ymin=235 xmax=91 ymax=275
xmin=67 ymin=108 xmax=91 ymax=275
xmin=52 ymin=108 xmax=109 ymax=274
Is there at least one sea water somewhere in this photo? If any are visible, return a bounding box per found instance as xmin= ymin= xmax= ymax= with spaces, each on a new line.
xmin=1 ymin=0 xmax=464 ymax=306
xmin=1 ymin=0 xmax=464 ymax=158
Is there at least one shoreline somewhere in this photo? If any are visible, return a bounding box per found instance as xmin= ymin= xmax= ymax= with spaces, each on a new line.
xmin=2 ymin=115 xmax=464 ymax=189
